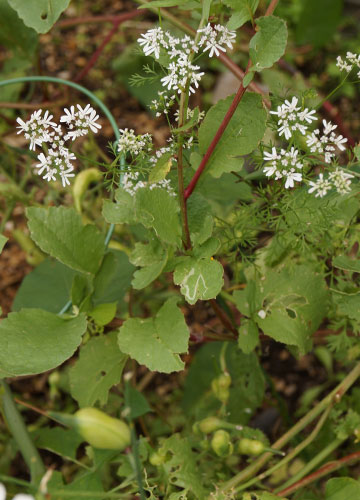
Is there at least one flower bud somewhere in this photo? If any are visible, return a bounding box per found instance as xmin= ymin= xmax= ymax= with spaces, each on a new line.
xmin=238 ymin=438 xmax=265 ymax=456
xmin=211 ymin=430 xmax=233 ymax=457
xmin=211 ymin=373 xmax=231 ymax=403
xmin=149 ymin=451 xmax=166 ymax=466
xmin=74 ymin=408 xmax=131 ymax=450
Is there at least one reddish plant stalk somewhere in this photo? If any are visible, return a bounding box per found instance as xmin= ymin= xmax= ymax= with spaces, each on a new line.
xmin=74 ymin=12 xmax=139 ymax=83
xmin=184 ymin=61 xmax=251 ymax=200
xmin=265 ymin=0 xmax=279 ymax=16
xmin=276 ymin=450 xmax=360 ymax=497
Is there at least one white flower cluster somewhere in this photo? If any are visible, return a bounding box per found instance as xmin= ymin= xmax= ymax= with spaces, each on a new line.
xmin=197 ymin=24 xmax=236 ymax=58
xmin=308 ymin=168 xmax=354 ymax=198
xmin=117 ymin=128 xmax=153 ymax=157
xmin=0 ymin=483 xmax=34 ymax=500
xmin=263 ymin=147 xmax=303 ymax=188
xmin=336 ymin=52 xmax=360 ymax=78
xmin=138 ymin=24 xmax=235 ymax=95
xmin=264 ymin=97 xmax=352 ymax=196
xmin=150 ymin=91 xmax=176 ymax=117
xmin=306 ymin=120 xmax=347 ymax=163
xmin=122 ymin=171 xmax=175 ymax=197
xmin=270 ymin=97 xmax=317 ymax=140
xmin=174 ymin=107 xmax=205 ymax=123
xmin=16 ymin=105 xmax=101 ymax=187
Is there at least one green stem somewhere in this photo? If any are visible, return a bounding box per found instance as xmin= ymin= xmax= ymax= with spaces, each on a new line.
xmin=217 ymin=361 xmax=360 ymax=494
xmin=0 ymin=381 xmax=46 ymax=484
xmin=274 ymin=437 xmax=345 ymax=494
xmin=236 ymin=402 xmax=333 ymax=493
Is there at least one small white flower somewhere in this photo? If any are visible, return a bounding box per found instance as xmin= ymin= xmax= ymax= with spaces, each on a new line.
xmin=262 ymin=146 xmax=303 ymax=188
xmin=197 ymin=23 xmax=236 ymax=57
xmin=308 ymin=173 xmax=332 ymax=198
xmin=305 ymin=119 xmax=347 ymax=163
xmin=270 ymin=97 xmax=318 ymax=140
xmin=258 ymin=309 xmax=266 ymax=319
xmin=0 ymin=483 xmax=35 ymax=500
xmin=336 ymin=52 xmax=360 ymax=73
xmin=329 ymin=168 xmax=354 ymax=194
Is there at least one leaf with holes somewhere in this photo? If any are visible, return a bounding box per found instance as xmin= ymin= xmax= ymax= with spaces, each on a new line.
xmin=8 ymin=0 xmax=70 ymax=34
xmin=69 ymin=331 xmax=127 ymax=407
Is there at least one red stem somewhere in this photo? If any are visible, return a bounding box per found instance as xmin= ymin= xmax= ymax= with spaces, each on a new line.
xmin=276 ymin=450 xmax=360 ymax=497
xmin=265 ymin=0 xmax=279 ymax=16
xmin=73 ymin=11 xmax=140 ymax=83
xmin=184 ymin=61 xmax=251 ymax=200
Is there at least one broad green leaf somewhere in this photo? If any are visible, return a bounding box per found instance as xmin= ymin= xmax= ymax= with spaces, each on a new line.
xmin=135 ymin=188 xmax=181 ymax=246
xmin=7 ymin=0 xmax=70 ymax=34
xmin=0 ymin=309 xmax=86 ymax=377
xmin=334 ymin=293 xmax=360 ymax=320
xmin=233 ymin=281 xmax=262 ymax=317
xmin=125 ymin=383 xmax=151 ymax=419
xmin=296 ymin=0 xmax=342 ymax=48
xmin=325 ymin=478 xmax=360 ymax=500
xmin=118 ymin=298 xmax=189 ymax=373
xmin=0 ymin=0 xmax=37 ymax=57
xmin=102 ymin=188 xmax=136 ymax=225
xmin=183 ymin=342 xmax=265 ymax=424
xmin=0 ymin=234 xmax=8 ymax=253
xmin=92 ymin=250 xmax=134 ymax=305
xmin=130 ymin=239 xmax=168 ymax=289
xmin=238 ymin=318 xmax=259 ymax=353
xmin=198 ymin=92 xmax=267 ymax=178
xmin=193 ymin=237 xmax=220 ymax=259
xmin=89 ymin=302 xmax=117 ymax=326
xmin=173 ymin=256 xmax=223 ymax=304
xmin=26 ymin=206 xmax=105 ymax=275
xmin=256 ymin=265 xmax=328 ymax=352
xmin=69 ymin=331 xmax=127 ymax=407
xmin=159 ymin=435 xmax=208 ymax=498
xmin=13 ymin=258 xmax=77 ymax=313
xmin=187 ymin=193 xmax=214 ymax=245
xmin=249 ymin=16 xmax=287 ymax=71
xmin=333 ymin=255 xmax=360 ymax=273
xmin=225 ymin=0 xmax=259 ymax=30
xmin=149 ymin=152 xmax=172 ymax=183
xmin=31 ymin=427 xmax=83 ymax=461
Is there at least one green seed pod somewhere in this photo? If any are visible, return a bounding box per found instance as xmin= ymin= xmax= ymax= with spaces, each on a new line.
xmin=217 ymin=373 xmax=232 ymax=389
xmin=211 ymin=377 xmax=230 ymax=403
xmin=211 ymin=429 xmax=233 ymax=457
xmin=72 ymin=168 xmax=103 ymax=213
xmin=198 ymin=416 xmax=224 ymax=434
xmin=238 ymin=438 xmax=265 ymax=456
xmin=74 ymin=408 xmax=131 ymax=450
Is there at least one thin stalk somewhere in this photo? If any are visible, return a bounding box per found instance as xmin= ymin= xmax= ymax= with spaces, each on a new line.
xmin=276 ymin=450 xmax=360 ymax=497
xmin=235 ymin=402 xmax=333 ymax=493
xmin=274 ymin=437 xmax=345 ymax=494
xmin=265 ymin=0 xmax=279 ymax=16
xmin=217 ymin=361 xmax=360 ymax=493
xmin=1 ymin=381 xmax=46 ymax=484
xmin=177 ymin=91 xmax=192 ymax=250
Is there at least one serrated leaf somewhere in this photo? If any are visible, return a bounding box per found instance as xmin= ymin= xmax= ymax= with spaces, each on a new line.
xmin=149 ymin=152 xmax=172 ymax=183
xmin=69 ymin=331 xmax=127 ymax=407
xmin=118 ymin=298 xmax=189 ymax=373
xmin=26 ymin=206 xmax=105 ymax=275
xmin=130 ymin=240 xmax=168 ymax=290
xmin=325 ymin=478 xmax=360 ymax=500
xmin=249 ymin=16 xmax=288 ymax=72
xmin=135 ymin=188 xmax=181 ymax=246
xmin=335 ymin=293 xmax=360 ymax=320
xmin=8 ymin=0 xmax=70 ymax=34
xmin=0 ymin=309 xmax=86 ymax=377
xmin=225 ymin=0 xmax=259 ymax=30
xmin=187 ymin=193 xmax=214 ymax=245
xmin=174 ymin=256 xmax=223 ymax=304
xmin=198 ymin=92 xmax=267 ymax=178
xmin=102 ymin=188 xmax=136 ymax=225
xmin=333 ymin=255 xmax=360 ymax=273
xmin=256 ymin=265 xmax=328 ymax=352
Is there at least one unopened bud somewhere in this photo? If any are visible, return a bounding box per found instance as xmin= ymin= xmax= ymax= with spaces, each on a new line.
xmin=211 ymin=430 xmax=233 ymax=457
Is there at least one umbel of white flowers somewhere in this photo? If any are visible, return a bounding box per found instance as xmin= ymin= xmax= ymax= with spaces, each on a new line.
xmin=263 ymin=95 xmax=352 ymax=196
xmin=16 ymin=104 xmax=101 ymax=187
xmin=0 ymin=483 xmax=34 ymax=500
